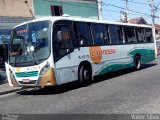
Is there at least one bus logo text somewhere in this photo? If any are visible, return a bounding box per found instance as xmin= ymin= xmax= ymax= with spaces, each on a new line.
xmin=89 ymin=46 xmax=116 ymax=64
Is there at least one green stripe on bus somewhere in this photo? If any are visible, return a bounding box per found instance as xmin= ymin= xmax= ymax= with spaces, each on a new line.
xmin=98 ymin=62 xmax=133 ymax=75
xmin=98 ymin=48 xmax=155 ymax=75
xmin=128 ymin=48 xmax=155 ymax=63
xmin=15 ymin=71 xmax=38 ymax=78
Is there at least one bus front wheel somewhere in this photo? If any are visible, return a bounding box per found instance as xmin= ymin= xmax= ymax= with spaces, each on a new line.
xmin=78 ymin=65 xmax=92 ymax=86
xmin=134 ymin=55 xmax=141 ymax=70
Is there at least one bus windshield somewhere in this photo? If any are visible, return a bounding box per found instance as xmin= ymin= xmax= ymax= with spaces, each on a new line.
xmin=9 ymin=21 xmax=50 ymax=67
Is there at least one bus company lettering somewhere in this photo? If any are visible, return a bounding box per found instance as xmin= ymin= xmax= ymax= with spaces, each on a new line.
xmin=89 ymin=46 xmax=116 ymax=63
xmin=91 ymin=48 xmax=116 ymax=57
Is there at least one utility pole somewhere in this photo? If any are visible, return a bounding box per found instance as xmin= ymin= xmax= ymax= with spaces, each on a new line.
xmin=149 ymin=0 xmax=157 ymax=57
xmin=97 ymin=0 xmax=102 ymax=20
xmin=125 ymin=0 xmax=129 ymax=22
xmin=120 ymin=11 xmax=127 ymax=22
xmin=121 ymin=0 xmax=129 ymax=22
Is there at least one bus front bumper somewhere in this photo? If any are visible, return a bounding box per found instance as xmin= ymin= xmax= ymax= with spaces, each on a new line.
xmin=10 ymin=68 xmax=57 ymax=87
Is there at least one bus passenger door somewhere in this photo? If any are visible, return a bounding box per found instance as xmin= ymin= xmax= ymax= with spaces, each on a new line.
xmin=53 ymin=24 xmax=74 ymax=84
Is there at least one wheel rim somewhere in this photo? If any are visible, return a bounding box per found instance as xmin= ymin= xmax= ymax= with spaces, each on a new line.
xmin=135 ymin=57 xmax=141 ymax=69
xmin=84 ymin=69 xmax=90 ymax=80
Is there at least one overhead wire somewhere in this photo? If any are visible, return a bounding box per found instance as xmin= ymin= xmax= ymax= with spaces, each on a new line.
xmin=103 ymin=1 xmax=160 ymax=18
xmin=121 ymin=0 xmax=149 ymax=5
xmin=121 ymin=0 xmax=160 ymax=17
xmin=102 ymin=2 xmax=158 ymax=18
xmin=44 ymin=0 xmax=160 ymax=19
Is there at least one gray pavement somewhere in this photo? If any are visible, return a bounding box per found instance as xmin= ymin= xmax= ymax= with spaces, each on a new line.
xmin=0 ymin=56 xmax=159 ymax=96
xmin=0 ymin=59 xmax=160 ymax=114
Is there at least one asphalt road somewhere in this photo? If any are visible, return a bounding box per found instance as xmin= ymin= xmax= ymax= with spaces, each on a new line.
xmin=0 ymin=58 xmax=160 ymax=114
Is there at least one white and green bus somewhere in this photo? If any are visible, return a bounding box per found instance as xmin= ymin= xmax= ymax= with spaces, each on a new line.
xmin=5 ymin=17 xmax=155 ymax=87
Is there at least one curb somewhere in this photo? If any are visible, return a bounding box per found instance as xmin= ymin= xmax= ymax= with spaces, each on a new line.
xmin=0 ymin=88 xmax=22 ymax=95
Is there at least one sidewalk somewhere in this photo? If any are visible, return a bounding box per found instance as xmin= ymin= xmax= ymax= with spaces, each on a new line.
xmin=0 ymin=83 xmax=21 ymax=95
xmin=0 ymin=67 xmax=22 ymax=95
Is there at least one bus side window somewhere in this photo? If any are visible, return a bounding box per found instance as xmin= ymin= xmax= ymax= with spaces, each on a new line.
xmin=145 ymin=28 xmax=153 ymax=43
xmin=54 ymin=25 xmax=73 ymax=49
xmin=53 ymin=25 xmax=73 ymax=61
xmin=104 ymin=25 xmax=110 ymax=45
xmin=109 ymin=25 xmax=120 ymax=45
xmin=61 ymin=27 xmax=72 ymax=48
xmin=125 ymin=27 xmax=137 ymax=44
xmin=117 ymin=26 xmax=125 ymax=44
xmin=73 ymin=22 xmax=80 ymax=47
xmin=91 ymin=24 xmax=104 ymax=46
xmin=74 ymin=22 xmax=92 ymax=46
xmin=136 ymin=28 xmax=146 ymax=43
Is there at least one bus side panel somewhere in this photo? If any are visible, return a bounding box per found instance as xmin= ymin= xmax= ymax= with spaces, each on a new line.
xmin=54 ymin=48 xmax=88 ymax=85
xmin=54 ymin=44 xmax=155 ymax=85
xmin=94 ymin=43 xmax=155 ymax=76
xmin=54 ymin=45 xmax=131 ymax=84
xmin=127 ymin=43 xmax=155 ymax=64
xmin=94 ymin=45 xmax=133 ymax=75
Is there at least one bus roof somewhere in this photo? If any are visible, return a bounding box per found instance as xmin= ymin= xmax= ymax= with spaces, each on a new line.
xmin=14 ymin=16 xmax=152 ymax=28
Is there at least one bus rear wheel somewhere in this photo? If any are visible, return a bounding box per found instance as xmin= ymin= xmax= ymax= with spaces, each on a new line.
xmin=78 ymin=65 xmax=92 ymax=86
xmin=134 ymin=55 xmax=141 ymax=70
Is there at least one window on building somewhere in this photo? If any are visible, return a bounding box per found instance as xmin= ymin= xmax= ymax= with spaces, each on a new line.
xmin=109 ymin=25 xmax=123 ymax=44
xmin=125 ymin=27 xmax=137 ymax=43
xmin=145 ymin=28 xmax=153 ymax=43
xmin=51 ymin=5 xmax=63 ymax=16
xmin=136 ymin=28 xmax=146 ymax=43
xmin=74 ymin=22 xmax=92 ymax=46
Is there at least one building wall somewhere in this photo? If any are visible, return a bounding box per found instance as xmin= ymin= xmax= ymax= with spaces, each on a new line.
xmin=0 ymin=0 xmax=34 ymax=32
xmin=33 ymin=0 xmax=98 ymax=19
xmin=0 ymin=0 xmax=34 ymax=17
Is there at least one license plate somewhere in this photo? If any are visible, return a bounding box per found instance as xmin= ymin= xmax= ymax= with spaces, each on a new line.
xmin=22 ymin=79 xmax=30 ymax=83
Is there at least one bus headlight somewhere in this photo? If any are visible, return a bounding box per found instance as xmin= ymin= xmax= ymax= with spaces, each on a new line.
xmin=39 ymin=62 xmax=50 ymax=75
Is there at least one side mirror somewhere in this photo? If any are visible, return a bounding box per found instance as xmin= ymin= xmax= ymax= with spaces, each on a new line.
xmin=2 ymin=36 xmax=9 ymax=62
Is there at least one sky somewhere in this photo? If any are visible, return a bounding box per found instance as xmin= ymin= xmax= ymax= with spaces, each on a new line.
xmin=101 ymin=0 xmax=160 ymax=24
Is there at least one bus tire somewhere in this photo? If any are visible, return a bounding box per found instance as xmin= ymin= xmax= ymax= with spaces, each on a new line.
xmin=134 ymin=55 xmax=141 ymax=70
xmin=78 ymin=65 xmax=92 ymax=86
